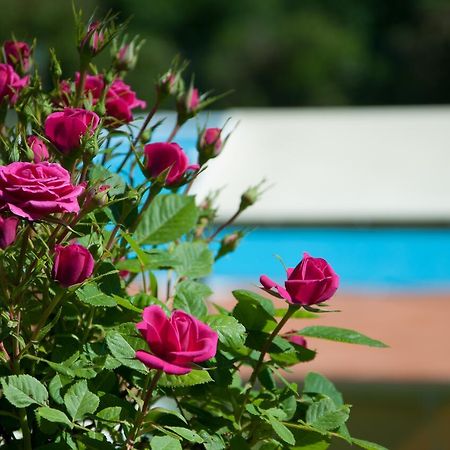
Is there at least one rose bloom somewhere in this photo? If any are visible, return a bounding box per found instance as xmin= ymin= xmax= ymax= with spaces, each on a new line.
xmin=0 ymin=162 xmax=85 ymax=221
xmin=135 ymin=305 xmax=218 ymax=375
xmin=105 ymin=79 xmax=146 ymax=123
xmin=144 ymin=142 xmax=199 ymax=185
xmin=0 ymin=63 xmax=28 ymax=104
xmin=44 ymin=108 xmax=100 ymax=154
xmin=26 ymin=136 xmax=49 ymax=163
xmin=289 ymin=335 xmax=308 ymax=348
xmin=3 ymin=41 xmax=31 ymax=72
xmin=52 ymin=243 xmax=95 ymax=287
xmin=0 ymin=216 xmax=19 ymax=250
xmin=75 ymin=72 xmax=104 ymax=104
xmin=260 ymin=252 xmax=339 ymax=306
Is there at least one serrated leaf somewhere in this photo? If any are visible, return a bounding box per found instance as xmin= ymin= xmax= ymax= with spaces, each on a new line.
xmin=306 ymin=398 xmax=350 ymax=431
xmin=275 ymin=308 xmax=318 ymax=319
xmin=351 ymin=438 xmax=389 ymax=450
xmin=159 ymin=370 xmax=213 ymax=387
xmin=135 ymin=194 xmax=198 ymax=245
xmin=36 ymin=407 xmax=72 ymax=428
xmin=166 ymin=426 xmax=203 ymax=443
xmin=172 ymin=242 xmax=213 ymax=278
xmin=76 ymin=283 xmax=117 ymax=307
xmin=207 ymin=315 xmax=246 ymax=349
xmin=150 ymin=435 xmax=182 ymax=450
xmin=233 ymin=290 xmax=276 ymax=315
xmin=173 ymin=280 xmax=211 ymax=318
xmin=267 ymin=416 xmax=295 ymax=445
xmin=299 ymin=326 xmax=388 ymax=347
xmin=303 ymin=372 xmax=343 ymax=407
xmin=232 ymin=290 xmax=276 ymax=331
xmin=97 ymin=406 xmax=122 ymax=422
xmin=145 ymin=407 xmax=187 ymax=425
xmin=64 ymin=380 xmax=99 ymax=421
xmin=90 ymin=164 xmax=126 ymax=196
xmin=1 ymin=374 xmax=48 ymax=407
xmin=105 ymin=331 xmax=146 ymax=373
xmin=113 ymin=295 xmax=143 ymax=313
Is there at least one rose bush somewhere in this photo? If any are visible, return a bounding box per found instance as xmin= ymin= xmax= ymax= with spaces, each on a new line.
xmin=0 ymin=9 xmax=387 ymax=450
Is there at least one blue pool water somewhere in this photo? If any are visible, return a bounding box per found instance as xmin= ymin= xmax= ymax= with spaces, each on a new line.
xmin=213 ymin=227 xmax=450 ymax=292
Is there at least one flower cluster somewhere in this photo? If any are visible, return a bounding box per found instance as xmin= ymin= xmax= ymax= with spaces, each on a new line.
xmin=0 ymin=12 xmax=386 ymax=450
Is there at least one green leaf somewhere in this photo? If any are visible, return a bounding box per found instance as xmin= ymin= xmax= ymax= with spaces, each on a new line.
xmin=290 ymin=429 xmax=331 ymax=450
xmin=306 ymin=398 xmax=350 ymax=431
xmin=159 ymin=370 xmax=213 ymax=387
xmin=90 ymin=164 xmax=126 ymax=197
xmin=233 ymin=290 xmax=275 ymax=315
xmin=36 ymin=407 xmax=72 ymax=428
xmin=97 ymin=261 xmax=122 ymax=296
xmin=172 ymin=242 xmax=213 ymax=278
xmin=64 ymin=380 xmax=99 ymax=421
xmin=303 ymin=372 xmax=343 ymax=407
xmin=207 ymin=315 xmax=246 ymax=349
xmin=113 ymin=295 xmax=143 ymax=313
xmin=135 ymin=194 xmax=198 ymax=245
xmin=267 ymin=416 xmax=295 ymax=445
xmin=299 ymin=326 xmax=388 ymax=347
xmin=36 ymin=307 xmax=62 ymax=340
xmin=96 ymin=407 xmax=122 ymax=422
xmin=1 ymin=374 xmax=48 ymax=407
xmin=232 ymin=290 xmax=276 ymax=331
xmin=145 ymin=407 xmax=187 ymax=425
xmin=105 ymin=331 xmax=146 ymax=373
xmin=76 ymin=283 xmax=117 ymax=307
xmin=150 ymin=435 xmax=182 ymax=450
xmin=275 ymin=308 xmax=319 ymax=319
xmin=165 ymin=426 xmax=204 ymax=443
xmin=351 ymin=438 xmax=389 ymax=450
xmin=173 ymin=280 xmax=211 ymax=318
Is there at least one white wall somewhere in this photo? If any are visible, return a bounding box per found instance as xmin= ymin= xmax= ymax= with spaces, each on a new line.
xmin=192 ymin=107 xmax=450 ymax=224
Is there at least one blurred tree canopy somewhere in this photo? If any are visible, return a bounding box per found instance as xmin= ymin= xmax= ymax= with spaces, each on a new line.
xmin=1 ymin=0 xmax=449 ymax=108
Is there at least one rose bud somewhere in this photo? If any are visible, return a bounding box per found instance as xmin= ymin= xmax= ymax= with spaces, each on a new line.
xmin=157 ymin=68 xmax=184 ymax=97
xmin=239 ymin=180 xmax=266 ymax=212
xmin=144 ymin=142 xmax=199 ymax=185
xmin=260 ymin=252 xmax=339 ymax=306
xmin=288 ymin=335 xmax=308 ymax=348
xmin=186 ymin=87 xmax=200 ymax=112
xmin=79 ymin=21 xmax=106 ymax=58
xmin=0 ymin=216 xmax=19 ymax=249
xmin=113 ymin=38 xmax=142 ymax=73
xmin=135 ymin=305 xmax=218 ymax=375
xmin=0 ymin=63 xmax=29 ymax=105
xmin=0 ymin=162 xmax=85 ymax=221
xmin=198 ymin=127 xmax=223 ymax=165
xmin=26 ymin=136 xmax=49 ymax=163
xmin=44 ymin=108 xmax=100 ymax=154
xmin=75 ymin=72 xmax=104 ymax=104
xmin=105 ymin=79 xmax=146 ymax=124
xmin=3 ymin=40 xmax=31 ymax=72
xmin=216 ymin=231 xmax=244 ymax=260
xmin=52 ymin=243 xmax=95 ymax=287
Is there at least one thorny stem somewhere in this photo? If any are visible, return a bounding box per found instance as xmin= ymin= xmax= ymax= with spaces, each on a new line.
xmin=236 ymin=304 xmax=298 ymax=425
xmin=125 ymin=370 xmax=162 ymax=449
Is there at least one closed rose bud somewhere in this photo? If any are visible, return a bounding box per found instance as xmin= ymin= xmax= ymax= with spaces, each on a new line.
xmin=288 ymin=335 xmax=308 ymax=348
xmin=113 ymin=40 xmax=141 ymax=72
xmin=79 ymin=21 xmax=105 ymax=57
xmin=198 ymin=127 xmax=223 ymax=165
xmin=3 ymin=41 xmax=31 ymax=72
xmin=52 ymin=243 xmax=95 ymax=287
xmin=186 ymin=87 xmax=200 ymax=112
xmin=144 ymin=142 xmax=199 ymax=185
xmin=26 ymin=136 xmax=49 ymax=163
xmin=157 ymin=70 xmax=183 ymax=97
xmin=0 ymin=216 xmax=18 ymax=249
xmin=135 ymin=305 xmax=218 ymax=375
xmin=44 ymin=108 xmax=100 ymax=154
xmin=260 ymin=252 xmax=339 ymax=306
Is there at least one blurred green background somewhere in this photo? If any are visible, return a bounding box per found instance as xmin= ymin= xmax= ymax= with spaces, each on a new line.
xmin=1 ymin=0 xmax=449 ymax=107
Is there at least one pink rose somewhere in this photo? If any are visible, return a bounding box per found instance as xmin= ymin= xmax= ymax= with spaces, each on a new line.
xmin=75 ymin=72 xmax=104 ymax=104
xmin=3 ymin=41 xmax=31 ymax=72
xmin=0 ymin=162 xmax=85 ymax=220
xmin=105 ymin=79 xmax=146 ymax=123
xmin=44 ymin=108 xmax=100 ymax=154
xmin=52 ymin=243 xmax=95 ymax=287
xmin=0 ymin=216 xmax=19 ymax=249
xmin=260 ymin=252 xmax=339 ymax=306
xmin=135 ymin=305 xmax=218 ymax=375
xmin=0 ymin=63 xmax=28 ymax=105
xmin=289 ymin=335 xmax=308 ymax=348
xmin=26 ymin=136 xmax=49 ymax=163
xmin=144 ymin=142 xmax=199 ymax=185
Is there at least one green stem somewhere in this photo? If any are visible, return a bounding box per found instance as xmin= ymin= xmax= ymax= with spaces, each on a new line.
xmin=166 ymin=122 xmax=180 ymax=143
xmin=117 ymin=95 xmax=161 ymax=173
xmin=207 ymin=209 xmax=241 ymax=242
xmin=237 ymin=304 xmax=298 ymax=424
xmin=18 ymin=290 xmax=65 ymax=359
xmin=75 ymin=66 xmax=87 ymax=107
xmin=125 ymin=370 xmax=162 ymax=449
xmin=18 ymin=408 xmax=32 ymax=450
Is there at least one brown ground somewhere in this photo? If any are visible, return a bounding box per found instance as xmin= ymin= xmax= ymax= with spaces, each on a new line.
xmin=217 ymin=290 xmax=450 ymax=383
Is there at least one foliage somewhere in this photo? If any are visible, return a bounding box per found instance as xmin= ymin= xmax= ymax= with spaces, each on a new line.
xmin=0 ymin=10 xmax=388 ymax=450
